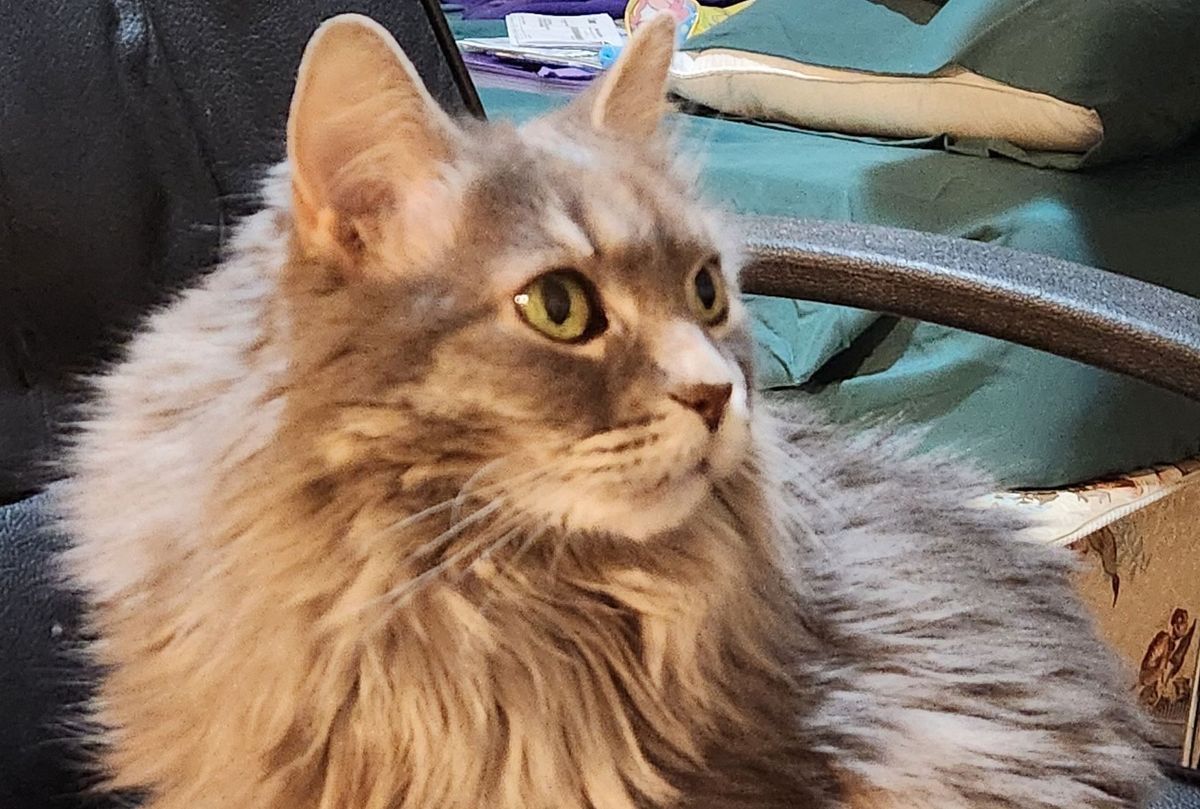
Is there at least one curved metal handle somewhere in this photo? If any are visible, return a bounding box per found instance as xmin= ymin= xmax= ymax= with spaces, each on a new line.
xmin=739 ymin=216 xmax=1200 ymax=402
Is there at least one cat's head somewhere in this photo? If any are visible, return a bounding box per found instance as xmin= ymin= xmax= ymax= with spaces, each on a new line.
xmin=280 ymin=14 xmax=760 ymax=541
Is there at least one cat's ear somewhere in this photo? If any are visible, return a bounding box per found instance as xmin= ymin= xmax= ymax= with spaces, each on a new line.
xmin=287 ymin=14 xmax=458 ymax=272
xmin=588 ymin=14 xmax=677 ymax=139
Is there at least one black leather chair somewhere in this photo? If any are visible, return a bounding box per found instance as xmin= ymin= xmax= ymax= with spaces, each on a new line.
xmin=1 ymin=1 xmax=1198 ymax=806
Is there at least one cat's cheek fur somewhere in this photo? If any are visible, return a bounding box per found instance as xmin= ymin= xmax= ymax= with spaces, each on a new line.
xmin=542 ymin=471 xmax=711 ymax=541
xmin=500 ymin=405 xmax=749 ymax=541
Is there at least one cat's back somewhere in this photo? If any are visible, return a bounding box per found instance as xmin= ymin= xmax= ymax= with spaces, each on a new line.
xmin=62 ymin=202 xmax=290 ymax=599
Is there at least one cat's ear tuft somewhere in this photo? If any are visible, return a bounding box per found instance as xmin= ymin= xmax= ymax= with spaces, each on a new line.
xmin=589 ymin=14 xmax=677 ymax=139
xmin=287 ymin=14 xmax=458 ymax=273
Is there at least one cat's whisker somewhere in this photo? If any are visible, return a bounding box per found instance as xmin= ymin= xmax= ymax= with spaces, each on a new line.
xmin=460 ymin=520 xmax=534 ymax=583
xmin=474 ymin=525 xmax=551 ymax=611
xmin=340 ymin=498 xmax=521 ymax=629
xmin=350 ymin=460 xmax=568 ymax=628
xmin=454 ymin=454 xmax=562 ymax=501
xmin=356 ymin=519 xmax=511 ymax=637
xmin=374 ymin=459 xmax=550 ymax=540
xmin=445 ymin=455 xmax=577 ymax=527
xmin=377 ymin=513 xmax=525 ymax=614
xmin=452 ymin=456 xmax=524 ymax=522
xmin=489 ymin=470 xmax=592 ymax=595
xmin=380 ymin=497 xmax=460 ymax=536
xmin=376 ymin=518 xmax=538 ymax=631
xmin=498 ymin=525 xmax=550 ymax=579
xmin=402 ymin=496 xmax=508 ymax=564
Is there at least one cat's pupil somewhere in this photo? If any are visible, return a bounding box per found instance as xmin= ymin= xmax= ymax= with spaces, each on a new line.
xmin=695 ymin=268 xmax=717 ymax=310
xmin=543 ymin=277 xmax=572 ymax=325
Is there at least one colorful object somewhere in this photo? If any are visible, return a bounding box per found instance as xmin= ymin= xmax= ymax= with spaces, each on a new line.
xmin=606 ymin=0 xmax=754 ymax=69
xmin=625 ymin=0 xmax=755 ymax=40
xmin=461 ymin=1 xmax=628 ymax=19
xmin=598 ymin=44 xmax=622 ymax=68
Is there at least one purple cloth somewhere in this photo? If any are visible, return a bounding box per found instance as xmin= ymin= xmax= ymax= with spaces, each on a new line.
xmin=538 ymin=65 xmax=596 ymax=79
xmin=461 ymin=0 xmax=627 ymax=18
xmin=461 ymin=51 xmax=597 ymax=92
xmin=459 ymin=0 xmax=749 ymax=20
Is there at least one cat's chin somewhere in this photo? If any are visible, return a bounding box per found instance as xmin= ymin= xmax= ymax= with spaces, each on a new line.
xmin=617 ymin=474 xmax=712 ymax=541
xmin=563 ymin=466 xmax=714 ymax=542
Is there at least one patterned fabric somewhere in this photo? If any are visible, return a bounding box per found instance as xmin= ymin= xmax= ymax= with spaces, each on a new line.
xmin=984 ymin=457 xmax=1200 ymax=766
xmin=987 ymin=457 xmax=1200 ymax=547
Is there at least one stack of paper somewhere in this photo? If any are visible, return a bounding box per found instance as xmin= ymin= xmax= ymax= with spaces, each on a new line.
xmin=505 ymin=13 xmax=623 ymax=48
xmin=456 ymin=37 xmax=606 ymax=70
xmin=458 ymin=13 xmax=626 ymax=73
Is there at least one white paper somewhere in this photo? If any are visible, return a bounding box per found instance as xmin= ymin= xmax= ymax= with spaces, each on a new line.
xmin=458 ymin=36 xmax=604 ymax=69
xmin=505 ymin=13 xmax=623 ymax=48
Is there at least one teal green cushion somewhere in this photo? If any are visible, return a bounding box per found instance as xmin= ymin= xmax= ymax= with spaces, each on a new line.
xmin=685 ymin=0 xmax=1200 ymax=168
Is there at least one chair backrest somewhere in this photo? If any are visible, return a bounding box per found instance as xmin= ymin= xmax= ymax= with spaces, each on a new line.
xmin=0 ymin=0 xmax=474 ymax=504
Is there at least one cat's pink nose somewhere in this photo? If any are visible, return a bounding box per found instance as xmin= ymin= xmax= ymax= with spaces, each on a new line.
xmin=670 ymin=383 xmax=732 ymax=433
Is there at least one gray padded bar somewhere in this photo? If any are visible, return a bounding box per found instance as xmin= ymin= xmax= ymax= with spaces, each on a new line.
xmin=740 ymin=217 xmax=1200 ymax=402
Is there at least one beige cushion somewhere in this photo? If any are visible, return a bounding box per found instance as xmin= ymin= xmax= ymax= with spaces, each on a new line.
xmin=670 ymin=48 xmax=1103 ymax=153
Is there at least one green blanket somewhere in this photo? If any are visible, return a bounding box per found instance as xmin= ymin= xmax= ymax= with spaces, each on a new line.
xmin=686 ymin=0 xmax=1200 ymax=168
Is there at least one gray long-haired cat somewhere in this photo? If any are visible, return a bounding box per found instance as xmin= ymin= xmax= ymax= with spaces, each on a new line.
xmin=61 ymin=13 xmax=1157 ymax=809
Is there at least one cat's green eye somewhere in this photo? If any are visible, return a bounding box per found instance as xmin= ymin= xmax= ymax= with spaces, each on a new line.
xmin=514 ymin=270 xmax=606 ymax=343
xmin=686 ymin=263 xmax=729 ymax=325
